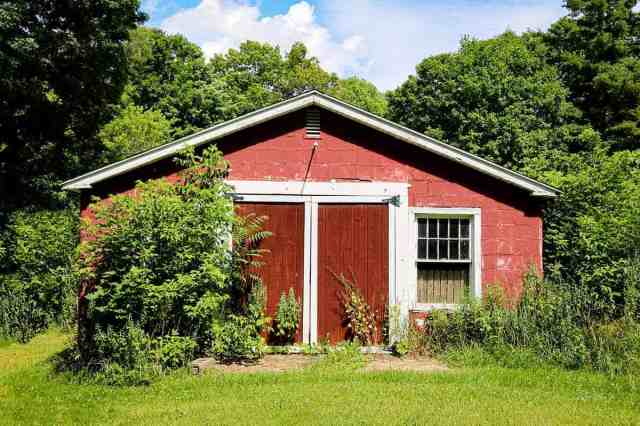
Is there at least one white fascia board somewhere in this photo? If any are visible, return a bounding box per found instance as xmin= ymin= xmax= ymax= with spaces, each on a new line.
xmin=62 ymin=90 xmax=558 ymax=198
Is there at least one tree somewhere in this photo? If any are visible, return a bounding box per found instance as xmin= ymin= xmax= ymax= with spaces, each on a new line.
xmin=544 ymin=0 xmax=640 ymax=150
xmin=387 ymin=32 xmax=596 ymax=171
xmin=124 ymin=27 xmax=225 ymax=138
xmin=210 ymin=41 xmax=338 ymax=118
xmin=99 ymin=105 xmax=172 ymax=162
xmin=330 ymin=77 xmax=388 ymax=116
xmin=537 ymin=147 xmax=640 ymax=313
xmin=0 ymin=0 xmax=145 ymax=208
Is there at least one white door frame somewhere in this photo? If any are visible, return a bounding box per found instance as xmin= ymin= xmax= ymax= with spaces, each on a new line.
xmin=230 ymin=180 xmax=410 ymax=344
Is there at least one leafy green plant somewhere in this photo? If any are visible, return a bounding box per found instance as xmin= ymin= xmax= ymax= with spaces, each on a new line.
xmin=0 ymin=209 xmax=79 ymax=341
xmin=61 ymin=146 xmax=273 ymax=381
xmin=0 ymin=278 xmax=48 ymax=343
xmin=421 ymin=269 xmax=640 ymax=375
xmin=273 ymin=288 xmax=301 ymax=344
xmin=154 ymin=335 xmax=198 ymax=370
xmin=332 ymin=271 xmax=377 ymax=345
xmin=211 ymin=314 xmax=265 ymax=363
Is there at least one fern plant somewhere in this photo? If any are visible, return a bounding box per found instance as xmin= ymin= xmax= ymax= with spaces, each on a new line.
xmin=231 ymin=213 xmax=272 ymax=295
xmin=274 ymin=288 xmax=301 ymax=344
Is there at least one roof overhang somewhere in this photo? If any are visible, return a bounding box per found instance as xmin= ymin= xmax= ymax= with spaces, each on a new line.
xmin=62 ymin=91 xmax=559 ymax=198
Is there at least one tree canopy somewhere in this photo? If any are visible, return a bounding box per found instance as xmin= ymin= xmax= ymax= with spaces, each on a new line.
xmin=387 ymin=32 xmax=597 ymax=171
xmin=0 ymin=0 xmax=145 ymax=209
xmin=544 ymin=0 xmax=640 ymax=150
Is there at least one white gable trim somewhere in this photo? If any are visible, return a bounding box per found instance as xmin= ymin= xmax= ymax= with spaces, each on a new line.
xmin=61 ymin=91 xmax=558 ymax=197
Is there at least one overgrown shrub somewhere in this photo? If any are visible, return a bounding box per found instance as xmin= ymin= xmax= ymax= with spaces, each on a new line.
xmin=60 ymin=146 xmax=271 ymax=383
xmin=0 ymin=278 xmax=48 ymax=343
xmin=273 ymin=288 xmax=301 ymax=344
xmin=211 ymin=314 xmax=265 ymax=363
xmin=0 ymin=209 xmax=79 ymax=341
xmin=421 ymin=269 xmax=640 ymax=374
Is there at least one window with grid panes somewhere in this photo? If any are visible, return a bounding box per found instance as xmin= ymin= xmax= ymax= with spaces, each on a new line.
xmin=416 ymin=217 xmax=471 ymax=304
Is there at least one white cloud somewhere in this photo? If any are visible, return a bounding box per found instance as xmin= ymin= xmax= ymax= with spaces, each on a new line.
xmin=160 ymin=0 xmax=369 ymax=79
xmin=323 ymin=0 xmax=566 ymax=90
xmin=157 ymin=0 xmax=567 ymax=91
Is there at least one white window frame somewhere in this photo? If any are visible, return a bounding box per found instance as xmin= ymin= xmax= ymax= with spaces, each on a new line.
xmin=409 ymin=207 xmax=481 ymax=311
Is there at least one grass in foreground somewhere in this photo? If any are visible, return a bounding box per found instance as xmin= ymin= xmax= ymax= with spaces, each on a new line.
xmin=0 ymin=330 xmax=639 ymax=425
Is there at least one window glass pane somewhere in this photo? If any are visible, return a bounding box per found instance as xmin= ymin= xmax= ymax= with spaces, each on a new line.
xmin=418 ymin=239 xmax=427 ymax=259
xmin=428 ymin=219 xmax=438 ymax=238
xmin=438 ymin=218 xmax=448 ymax=238
xmin=461 ymin=240 xmax=469 ymax=259
xmin=439 ymin=239 xmax=448 ymax=259
xmin=460 ymin=219 xmax=470 ymax=238
xmin=428 ymin=240 xmax=438 ymax=259
xmin=450 ymin=219 xmax=459 ymax=238
xmin=449 ymin=239 xmax=459 ymax=259
xmin=418 ymin=219 xmax=427 ymax=238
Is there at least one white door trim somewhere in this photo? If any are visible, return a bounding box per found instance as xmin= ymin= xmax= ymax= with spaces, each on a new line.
xmin=232 ymin=180 xmax=409 ymax=344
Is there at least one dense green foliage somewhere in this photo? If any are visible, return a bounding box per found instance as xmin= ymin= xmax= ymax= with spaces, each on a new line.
xmin=388 ymin=32 xmax=595 ymax=170
xmin=413 ymin=267 xmax=640 ymax=375
xmin=124 ymin=27 xmax=225 ymax=138
xmin=0 ymin=0 xmax=145 ymax=208
xmin=99 ymin=105 xmax=173 ymax=162
xmin=64 ymin=147 xmax=269 ymax=382
xmin=329 ymin=77 xmax=388 ymax=116
xmin=209 ymin=41 xmax=338 ymax=119
xmin=0 ymin=210 xmax=78 ymax=341
xmin=544 ymin=0 xmax=640 ymax=150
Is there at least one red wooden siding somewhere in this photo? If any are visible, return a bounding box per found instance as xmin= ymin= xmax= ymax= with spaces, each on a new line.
xmin=235 ymin=202 xmax=305 ymax=343
xmin=82 ymin=108 xmax=545 ymax=300
xmin=317 ymin=204 xmax=388 ymax=344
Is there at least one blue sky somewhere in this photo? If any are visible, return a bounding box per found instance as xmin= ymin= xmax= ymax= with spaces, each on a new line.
xmin=141 ymin=0 xmax=567 ymax=90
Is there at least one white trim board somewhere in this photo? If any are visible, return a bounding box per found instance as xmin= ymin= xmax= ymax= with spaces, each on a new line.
xmin=62 ymin=91 xmax=558 ymax=198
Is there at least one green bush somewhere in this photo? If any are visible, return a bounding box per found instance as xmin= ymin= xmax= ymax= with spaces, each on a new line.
xmin=154 ymin=335 xmax=198 ymax=370
xmin=0 ymin=209 xmax=79 ymax=341
xmin=0 ymin=278 xmax=48 ymax=342
xmin=65 ymin=146 xmax=270 ymax=382
xmin=422 ymin=270 xmax=640 ymax=375
xmin=273 ymin=288 xmax=301 ymax=344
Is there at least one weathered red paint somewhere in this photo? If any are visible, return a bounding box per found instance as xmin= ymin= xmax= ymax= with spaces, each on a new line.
xmin=82 ymin=108 xmax=544 ymax=299
xmin=234 ymin=202 xmax=305 ymax=343
xmin=317 ymin=204 xmax=389 ymax=344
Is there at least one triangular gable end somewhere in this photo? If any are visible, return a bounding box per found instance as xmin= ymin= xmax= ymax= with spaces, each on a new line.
xmin=62 ymin=91 xmax=559 ymax=197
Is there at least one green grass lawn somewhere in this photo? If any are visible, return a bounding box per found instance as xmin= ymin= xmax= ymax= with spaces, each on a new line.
xmin=0 ymin=330 xmax=639 ymax=425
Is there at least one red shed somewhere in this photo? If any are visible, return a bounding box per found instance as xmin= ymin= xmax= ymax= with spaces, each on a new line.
xmin=63 ymin=91 xmax=558 ymax=343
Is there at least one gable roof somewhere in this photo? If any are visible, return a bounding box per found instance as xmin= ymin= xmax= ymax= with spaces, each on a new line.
xmin=62 ymin=91 xmax=558 ymax=197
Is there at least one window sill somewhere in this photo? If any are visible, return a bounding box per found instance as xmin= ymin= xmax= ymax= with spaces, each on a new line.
xmin=411 ymin=303 xmax=461 ymax=312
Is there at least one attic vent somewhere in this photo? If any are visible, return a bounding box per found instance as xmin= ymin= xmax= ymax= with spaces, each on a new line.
xmin=305 ymin=109 xmax=321 ymax=139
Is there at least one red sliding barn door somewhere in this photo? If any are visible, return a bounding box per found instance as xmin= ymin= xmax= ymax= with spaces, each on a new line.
xmin=317 ymin=204 xmax=389 ymax=344
xmin=235 ymin=202 xmax=305 ymax=343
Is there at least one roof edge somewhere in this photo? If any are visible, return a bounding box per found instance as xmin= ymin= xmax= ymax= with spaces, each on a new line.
xmin=63 ymin=90 xmax=559 ymax=197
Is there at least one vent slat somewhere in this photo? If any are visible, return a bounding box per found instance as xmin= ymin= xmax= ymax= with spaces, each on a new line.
xmin=305 ymin=109 xmax=321 ymax=139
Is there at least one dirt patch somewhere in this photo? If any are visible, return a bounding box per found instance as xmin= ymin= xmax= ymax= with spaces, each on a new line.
xmin=363 ymin=353 xmax=448 ymax=372
xmin=193 ymin=354 xmax=319 ymax=374
xmin=193 ymin=353 xmax=447 ymax=374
